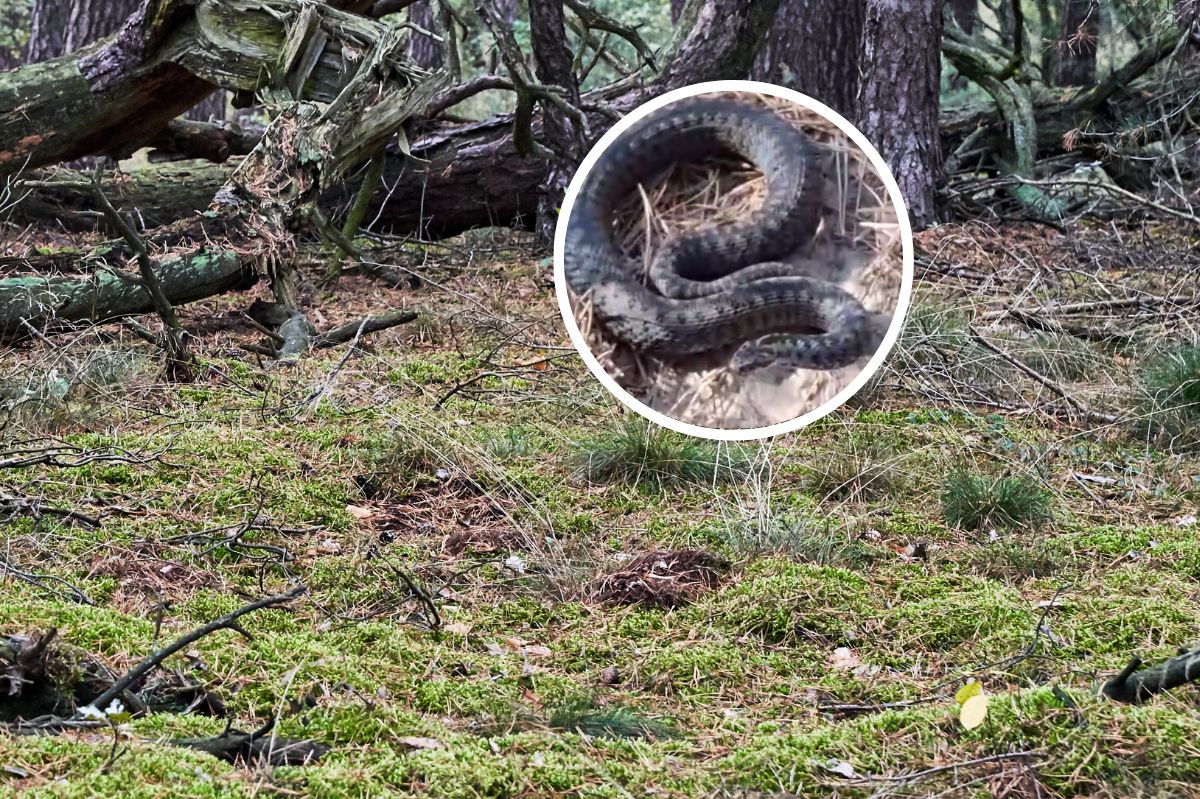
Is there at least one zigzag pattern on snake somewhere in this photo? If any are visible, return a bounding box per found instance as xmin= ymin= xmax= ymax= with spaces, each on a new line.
xmin=563 ymin=96 xmax=873 ymax=372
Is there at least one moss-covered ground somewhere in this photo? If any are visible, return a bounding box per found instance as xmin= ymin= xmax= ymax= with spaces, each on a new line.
xmin=3 ymin=221 xmax=1200 ymax=798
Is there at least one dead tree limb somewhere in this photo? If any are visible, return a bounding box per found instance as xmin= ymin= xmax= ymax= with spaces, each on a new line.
xmin=1103 ymin=648 xmax=1200 ymax=704
xmin=88 ymin=584 xmax=307 ymax=714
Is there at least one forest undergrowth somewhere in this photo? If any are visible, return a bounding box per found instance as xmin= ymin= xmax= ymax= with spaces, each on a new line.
xmin=3 ymin=215 xmax=1200 ymax=798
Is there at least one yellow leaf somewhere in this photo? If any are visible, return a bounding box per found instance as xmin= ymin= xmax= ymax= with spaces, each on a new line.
xmin=955 ymin=680 xmax=982 ymax=705
xmin=960 ymin=693 xmax=989 ymax=730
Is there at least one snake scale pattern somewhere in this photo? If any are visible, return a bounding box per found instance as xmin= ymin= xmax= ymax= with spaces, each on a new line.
xmin=564 ymin=97 xmax=872 ymax=372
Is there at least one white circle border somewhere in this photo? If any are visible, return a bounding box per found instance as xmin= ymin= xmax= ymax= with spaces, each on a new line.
xmin=553 ymin=79 xmax=915 ymax=442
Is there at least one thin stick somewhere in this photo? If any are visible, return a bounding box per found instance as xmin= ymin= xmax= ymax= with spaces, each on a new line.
xmin=89 ymin=585 xmax=307 ymax=713
xmin=967 ymin=325 xmax=1118 ymax=424
xmin=847 ymin=750 xmax=1042 ymax=786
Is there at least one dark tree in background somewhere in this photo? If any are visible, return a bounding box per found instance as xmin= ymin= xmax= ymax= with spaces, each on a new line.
xmin=25 ymin=0 xmax=71 ymax=64
xmin=856 ymin=0 xmax=944 ymax=227
xmin=671 ymin=0 xmax=685 ymax=22
xmin=947 ymin=0 xmax=976 ymax=34
xmin=409 ymin=0 xmax=444 ymax=69
xmin=749 ymin=0 xmax=865 ymax=116
xmin=1177 ymin=0 xmax=1199 ymax=54
xmin=528 ymin=0 xmax=580 ymax=241
xmin=1054 ymin=0 xmax=1099 ymax=86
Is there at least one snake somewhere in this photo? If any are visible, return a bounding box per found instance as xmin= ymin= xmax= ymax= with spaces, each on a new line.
xmin=563 ymin=96 xmax=873 ymax=372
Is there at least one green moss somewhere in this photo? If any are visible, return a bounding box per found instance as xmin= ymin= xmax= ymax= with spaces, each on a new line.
xmin=702 ymin=560 xmax=872 ymax=644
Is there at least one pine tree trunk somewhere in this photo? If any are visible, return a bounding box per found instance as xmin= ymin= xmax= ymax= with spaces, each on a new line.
xmin=856 ymin=0 xmax=943 ymax=228
xmin=409 ymin=0 xmax=444 ymax=70
xmin=948 ymin=0 xmax=977 ymax=33
xmin=749 ymin=0 xmax=864 ymax=116
xmin=1053 ymin=0 xmax=1099 ymax=86
xmin=528 ymin=0 xmax=580 ymax=243
xmin=28 ymin=0 xmax=139 ymax=62
xmin=187 ymin=91 xmax=228 ymax=122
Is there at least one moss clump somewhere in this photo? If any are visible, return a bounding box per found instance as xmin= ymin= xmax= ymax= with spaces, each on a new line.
xmin=703 ymin=560 xmax=872 ymax=644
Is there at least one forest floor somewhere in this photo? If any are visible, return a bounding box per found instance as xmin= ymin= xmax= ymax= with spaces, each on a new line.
xmin=3 ymin=214 xmax=1200 ymax=798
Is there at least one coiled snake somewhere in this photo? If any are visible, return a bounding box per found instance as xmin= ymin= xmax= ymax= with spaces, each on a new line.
xmin=564 ymin=97 xmax=873 ymax=372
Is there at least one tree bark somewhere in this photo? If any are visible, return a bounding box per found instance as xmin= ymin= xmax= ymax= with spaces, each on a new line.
xmin=528 ymin=0 xmax=580 ymax=241
xmin=749 ymin=0 xmax=865 ymax=116
xmin=1053 ymin=0 xmax=1099 ymax=86
xmin=670 ymin=0 xmax=686 ymax=22
xmin=409 ymin=0 xmax=444 ymax=69
xmin=1 ymin=0 xmax=446 ymax=341
xmin=187 ymin=90 xmax=228 ymax=122
xmin=656 ymin=0 xmax=783 ymax=88
xmin=27 ymin=0 xmax=141 ymax=63
xmin=0 ymin=253 xmax=254 ymax=340
xmin=856 ymin=0 xmax=944 ymax=228
xmin=26 ymin=0 xmax=69 ymax=64
xmin=947 ymin=0 xmax=976 ymax=34
xmin=21 ymin=41 xmax=1196 ymax=243
xmin=0 ymin=0 xmax=434 ymax=176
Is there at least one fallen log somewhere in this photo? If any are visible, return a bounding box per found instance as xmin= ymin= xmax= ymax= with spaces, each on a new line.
xmin=0 ymin=0 xmax=443 ymax=347
xmin=0 ymin=251 xmax=253 ymax=341
xmin=4 ymin=0 xmax=783 ymax=239
xmin=0 ymin=0 xmax=425 ymax=175
xmin=18 ymin=42 xmax=1200 ymax=242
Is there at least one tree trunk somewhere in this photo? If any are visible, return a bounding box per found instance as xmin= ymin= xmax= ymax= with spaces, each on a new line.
xmin=528 ymin=0 xmax=580 ymax=242
xmin=26 ymin=0 xmax=69 ymax=64
xmin=2 ymin=5 xmax=446 ymax=341
xmin=657 ymin=0 xmax=783 ymax=88
xmin=1177 ymin=0 xmax=1199 ymax=56
xmin=409 ymin=0 xmax=444 ymax=69
xmin=187 ymin=91 xmax=228 ymax=122
xmin=948 ymin=0 xmax=976 ymax=34
xmin=28 ymin=0 xmax=140 ymax=63
xmin=670 ymin=0 xmax=686 ymax=22
xmin=10 ymin=0 xmax=796 ymax=240
xmin=749 ymin=0 xmax=865 ymax=116
xmin=21 ymin=38 xmax=1195 ymax=243
xmin=856 ymin=0 xmax=943 ymax=228
xmin=1 ymin=0 xmax=433 ymax=176
xmin=1053 ymin=0 xmax=1099 ymax=86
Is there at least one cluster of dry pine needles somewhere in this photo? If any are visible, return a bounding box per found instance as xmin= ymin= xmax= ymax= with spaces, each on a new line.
xmin=571 ymin=91 xmax=904 ymax=430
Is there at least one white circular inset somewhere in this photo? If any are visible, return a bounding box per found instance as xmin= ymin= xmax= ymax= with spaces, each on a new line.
xmin=554 ymin=80 xmax=915 ymax=441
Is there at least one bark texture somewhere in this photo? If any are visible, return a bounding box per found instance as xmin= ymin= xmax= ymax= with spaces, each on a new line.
xmin=856 ymin=0 xmax=944 ymax=228
xmin=1053 ymin=0 xmax=1099 ymax=86
xmin=749 ymin=0 xmax=865 ymax=116
xmin=27 ymin=0 xmax=140 ymax=63
xmin=409 ymin=0 xmax=444 ymax=69
xmin=948 ymin=0 xmax=976 ymax=34
xmin=0 ymin=252 xmax=254 ymax=339
xmin=187 ymin=90 xmax=228 ymax=122
xmin=528 ymin=0 xmax=580 ymax=241
xmin=656 ymin=0 xmax=783 ymax=88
